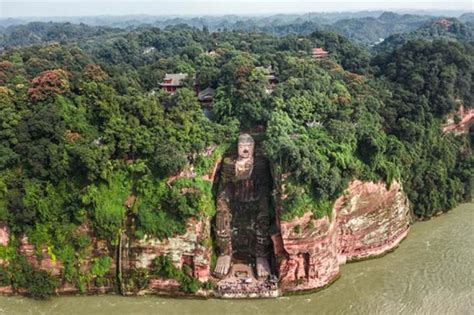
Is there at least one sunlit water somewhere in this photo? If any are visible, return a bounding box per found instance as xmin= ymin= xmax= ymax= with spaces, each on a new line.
xmin=0 ymin=202 xmax=472 ymax=315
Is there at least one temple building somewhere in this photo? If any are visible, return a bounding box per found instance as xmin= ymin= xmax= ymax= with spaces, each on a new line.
xmin=312 ymin=47 xmax=329 ymax=59
xmin=198 ymin=87 xmax=216 ymax=107
xmin=198 ymin=87 xmax=216 ymax=118
xmin=159 ymin=73 xmax=189 ymax=93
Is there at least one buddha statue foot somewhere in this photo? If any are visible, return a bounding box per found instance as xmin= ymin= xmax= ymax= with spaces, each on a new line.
xmin=256 ymin=256 xmax=271 ymax=278
xmin=214 ymin=255 xmax=231 ymax=277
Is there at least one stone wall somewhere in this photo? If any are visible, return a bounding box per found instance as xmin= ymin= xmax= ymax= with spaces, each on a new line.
xmin=274 ymin=179 xmax=411 ymax=293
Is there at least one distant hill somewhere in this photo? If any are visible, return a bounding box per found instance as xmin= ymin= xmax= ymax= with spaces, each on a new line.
xmin=0 ymin=22 xmax=123 ymax=48
xmin=328 ymin=12 xmax=431 ymax=45
xmin=459 ymin=13 xmax=474 ymax=24
xmin=375 ymin=18 xmax=474 ymax=52
xmin=1 ymin=11 xmax=472 ymax=49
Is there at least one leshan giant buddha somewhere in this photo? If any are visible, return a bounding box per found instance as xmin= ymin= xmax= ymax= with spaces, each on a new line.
xmin=214 ymin=134 xmax=272 ymax=279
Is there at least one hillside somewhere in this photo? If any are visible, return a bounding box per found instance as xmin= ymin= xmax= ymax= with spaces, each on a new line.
xmin=376 ymin=18 xmax=474 ymax=51
xmin=329 ymin=12 xmax=430 ymax=45
xmin=0 ymin=20 xmax=472 ymax=298
xmin=2 ymin=11 xmax=470 ymax=48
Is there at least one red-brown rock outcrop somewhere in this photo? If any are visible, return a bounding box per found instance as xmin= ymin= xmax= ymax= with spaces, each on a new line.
xmin=274 ymin=180 xmax=411 ymax=293
xmin=120 ymin=150 xmax=222 ymax=294
xmin=0 ymin=225 xmax=9 ymax=247
xmin=0 ymin=223 xmax=116 ymax=295
xmin=442 ymin=105 xmax=474 ymax=134
xmin=121 ymin=216 xmax=211 ymax=294
xmin=275 ymin=211 xmax=340 ymax=292
xmin=336 ymin=180 xmax=411 ymax=263
xmin=18 ymin=236 xmax=62 ymax=276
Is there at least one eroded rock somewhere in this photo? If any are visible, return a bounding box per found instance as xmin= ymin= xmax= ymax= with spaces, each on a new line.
xmin=122 ymin=217 xmax=211 ymax=288
xmin=275 ymin=180 xmax=411 ymax=293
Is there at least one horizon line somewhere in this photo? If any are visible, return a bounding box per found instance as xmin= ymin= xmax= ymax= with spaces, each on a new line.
xmin=1 ymin=8 xmax=472 ymax=19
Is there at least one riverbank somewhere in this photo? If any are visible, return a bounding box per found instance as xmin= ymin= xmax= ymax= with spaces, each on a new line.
xmin=0 ymin=201 xmax=471 ymax=314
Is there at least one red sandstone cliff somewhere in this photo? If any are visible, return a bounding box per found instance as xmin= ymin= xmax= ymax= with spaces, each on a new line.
xmin=0 ymin=159 xmax=411 ymax=297
xmin=0 ymin=147 xmax=222 ymax=297
xmin=275 ymin=211 xmax=340 ymax=292
xmin=120 ymin=147 xmax=222 ymax=295
xmin=274 ymin=180 xmax=411 ymax=293
xmin=121 ymin=216 xmax=211 ymax=295
xmin=442 ymin=105 xmax=474 ymax=134
xmin=336 ymin=180 xmax=411 ymax=263
xmin=0 ymin=224 xmax=116 ymax=295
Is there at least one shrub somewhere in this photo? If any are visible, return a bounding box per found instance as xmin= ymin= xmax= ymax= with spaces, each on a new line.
xmin=83 ymin=171 xmax=131 ymax=240
xmin=91 ymin=256 xmax=112 ymax=277
xmin=135 ymin=177 xmax=215 ymax=239
xmin=26 ymin=270 xmax=58 ymax=300
xmin=91 ymin=256 xmax=113 ymax=287
xmin=0 ymin=267 xmax=10 ymax=287
xmin=150 ymin=255 xmax=201 ymax=293
xmin=128 ymin=268 xmax=149 ymax=290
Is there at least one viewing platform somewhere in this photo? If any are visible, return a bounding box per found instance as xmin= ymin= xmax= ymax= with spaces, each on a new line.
xmin=215 ymin=263 xmax=280 ymax=298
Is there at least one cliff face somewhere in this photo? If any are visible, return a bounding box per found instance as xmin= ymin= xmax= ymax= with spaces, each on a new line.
xmin=0 ymin=223 xmax=117 ymax=295
xmin=276 ymin=211 xmax=340 ymax=292
xmin=121 ymin=216 xmax=211 ymax=294
xmin=274 ymin=180 xmax=411 ymax=293
xmin=0 ymin=175 xmax=410 ymax=296
xmin=336 ymin=180 xmax=411 ymax=263
xmin=120 ymin=149 xmax=222 ymax=295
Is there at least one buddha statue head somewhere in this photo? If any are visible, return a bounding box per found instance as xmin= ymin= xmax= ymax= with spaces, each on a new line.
xmin=237 ymin=133 xmax=255 ymax=159
xmin=235 ymin=134 xmax=255 ymax=180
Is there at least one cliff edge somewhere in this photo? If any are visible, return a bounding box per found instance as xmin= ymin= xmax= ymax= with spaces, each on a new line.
xmin=274 ymin=180 xmax=411 ymax=293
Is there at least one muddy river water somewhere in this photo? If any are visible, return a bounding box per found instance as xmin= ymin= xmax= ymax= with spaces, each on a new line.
xmin=0 ymin=201 xmax=472 ymax=315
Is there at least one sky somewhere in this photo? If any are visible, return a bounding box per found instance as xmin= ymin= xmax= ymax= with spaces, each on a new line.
xmin=1 ymin=0 xmax=472 ymax=18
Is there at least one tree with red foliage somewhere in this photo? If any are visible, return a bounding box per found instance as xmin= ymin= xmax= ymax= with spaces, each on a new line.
xmin=27 ymin=69 xmax=70 ymax=103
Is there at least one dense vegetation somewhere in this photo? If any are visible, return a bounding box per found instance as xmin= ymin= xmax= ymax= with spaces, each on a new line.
xmin=376 ymin=18 xmax=474 ymax=51
xmin=0 ymin=13 xmax=472 ymax=297
xmin=3 ymin=11 xmax=468 ymax=47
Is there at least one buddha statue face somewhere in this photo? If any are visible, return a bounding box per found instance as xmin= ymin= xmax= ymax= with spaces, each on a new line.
xmin=237 ymin=134 xmax=255 ymax=159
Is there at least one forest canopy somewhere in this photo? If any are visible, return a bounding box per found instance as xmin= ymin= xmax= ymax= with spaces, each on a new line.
xmin=0 ymin=16 xmax=472 ymax=297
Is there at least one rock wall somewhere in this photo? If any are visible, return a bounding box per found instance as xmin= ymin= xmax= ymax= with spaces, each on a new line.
xmin=121 ymin=216 xmax=211 ymax=294
xmin=18 ymin=235 xmax=62 ymax=276
xmin=275 ymin=211 xmax=340 ymax=292
xmin=0 ymin=225 xmax=9 ymax=247
xmin=0 ymin=172 xmax=411 ymax=297
xmin=274 ymin=180 xmax=411 ymax=293
xmin=0 ymin=225 xmax=13 ymax=295
xmin=0 ymin=224 xmax=117 ymax=295
xmin=336 ymin=180 xmax=411 ymax=263
xmin=442 ymin=105 xmax=474 ymax=134
xmin=121 ymin=148 xmax=222 ymax=295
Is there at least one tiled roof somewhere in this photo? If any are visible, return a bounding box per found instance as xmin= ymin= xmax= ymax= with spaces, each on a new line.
xmin=198 ymin=87 xmax=216 ymax=101
xmin=160 ymin=73 xmax=188 ymax=86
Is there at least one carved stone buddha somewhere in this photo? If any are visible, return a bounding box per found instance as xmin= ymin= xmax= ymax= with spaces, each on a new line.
xmin=214 ymin=134 xmax=272 ymax=279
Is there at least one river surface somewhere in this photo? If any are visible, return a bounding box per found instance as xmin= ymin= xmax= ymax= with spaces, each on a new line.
xmin=0 ymin=202 xmax=472 ymax=315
